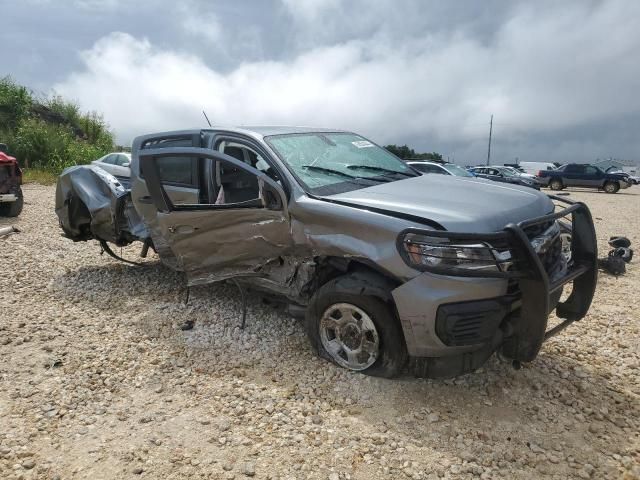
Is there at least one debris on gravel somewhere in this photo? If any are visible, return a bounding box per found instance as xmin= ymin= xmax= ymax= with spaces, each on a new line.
xmin=0 ymin=184 xmax=639 ymax=479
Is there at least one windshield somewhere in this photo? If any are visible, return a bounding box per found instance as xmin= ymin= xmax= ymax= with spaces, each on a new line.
xmin=266 ymin=132 xmax=416 ymax=195
xmin=499 ymin=168 xmax=517 ymax=177
xmin=443 ymin=164 xmax=474 ymax=177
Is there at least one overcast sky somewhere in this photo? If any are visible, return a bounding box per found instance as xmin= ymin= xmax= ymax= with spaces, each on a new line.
xmin=1 ymin=0 xmax=639 ymax=164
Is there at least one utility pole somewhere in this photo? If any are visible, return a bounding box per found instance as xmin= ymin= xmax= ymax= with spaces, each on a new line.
xmin=486 ymin=114 xmax=493 ymax=166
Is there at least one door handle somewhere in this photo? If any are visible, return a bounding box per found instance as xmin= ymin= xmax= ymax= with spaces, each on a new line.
xmin=137 ymin=195 xmax=153 ymax=204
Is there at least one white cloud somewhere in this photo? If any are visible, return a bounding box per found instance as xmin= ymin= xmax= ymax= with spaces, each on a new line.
xmin=280 ymin=0 xmax=341 ymax=22
xmin=54 ymin=1 xmax=640 ymax=162
xmin=25 ymin=0 xmax=123 ymax=10
xmin=181 ymin=8 xmax=223 ymax=44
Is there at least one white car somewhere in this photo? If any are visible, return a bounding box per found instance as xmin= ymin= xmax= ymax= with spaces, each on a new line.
xmin=501 ymin=166 xmax=539 ymax=182
xmin=407 ymin=161 xmax=476 ymax=177
xmin=91 ymin=153 xmax=132 ymax=178
xmin=518 ymin=161 xmax=557 ymax=176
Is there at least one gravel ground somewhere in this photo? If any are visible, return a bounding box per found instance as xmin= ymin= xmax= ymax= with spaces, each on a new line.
xmin=1 ymin=183 xmax=639 ymax=480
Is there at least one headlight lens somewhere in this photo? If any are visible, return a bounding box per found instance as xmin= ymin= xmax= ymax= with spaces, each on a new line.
xmin=401 ymin=233 xmax=513 ymax=272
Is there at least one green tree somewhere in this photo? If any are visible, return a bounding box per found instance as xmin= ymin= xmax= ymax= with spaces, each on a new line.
xmin=385 ymin=144 xmax=443 ymax=161
xmin=0 ymin=76 xmax=115 ymax=172
xmin=384 ymin=144 xmax=416 ymax=159
xmin=0 ymin=76 xmax=32 ymax=133
xmin=414 ymin=151 xmax=443 ymax=161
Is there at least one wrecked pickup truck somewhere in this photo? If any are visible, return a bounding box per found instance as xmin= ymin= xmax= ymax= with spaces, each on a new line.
xmin=55 ymin=127 xmax=598 ymax=378
xmin=0 ymin=144 xmax=23 ymax=217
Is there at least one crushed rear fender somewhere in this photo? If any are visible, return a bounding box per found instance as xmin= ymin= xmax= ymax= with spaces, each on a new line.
xmin=55 ymin=165 xmax=147 ymax=245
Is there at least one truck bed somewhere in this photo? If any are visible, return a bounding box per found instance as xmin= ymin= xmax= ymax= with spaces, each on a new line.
xmin=55 ymin=165 xmax=147 ymax=245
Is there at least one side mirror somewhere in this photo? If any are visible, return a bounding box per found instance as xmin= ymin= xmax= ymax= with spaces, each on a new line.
xmin=123 ymin=162 xmax=131 ymax=168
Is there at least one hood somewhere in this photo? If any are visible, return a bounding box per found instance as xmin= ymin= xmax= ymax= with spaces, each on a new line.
xmin=608 ymin=172 xmax=629 ymax=179
xmin=0 ymin=152 xmax=17 ymax=165
xmin=326 ymin=175 xmax=554 ymax=233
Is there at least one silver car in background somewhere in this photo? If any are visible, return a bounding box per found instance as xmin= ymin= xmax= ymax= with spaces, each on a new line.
xmin=92 ymin=152 xmax=131 ymax=178
xmin=407 ymin=161 xmax=476 ymax=177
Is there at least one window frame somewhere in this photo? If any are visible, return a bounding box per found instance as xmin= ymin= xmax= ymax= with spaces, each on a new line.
xmin=210 ymin=133 xmax=290 ymax=197
xmin=139 ymin=147 xmax=285 ymax=213
xmin=139 ymin=134 xmax=201 ymax=188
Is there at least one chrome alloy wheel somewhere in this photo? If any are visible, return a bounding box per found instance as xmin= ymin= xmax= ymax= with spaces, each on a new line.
xmin=319 ymin=303 xmax=380 ymax=371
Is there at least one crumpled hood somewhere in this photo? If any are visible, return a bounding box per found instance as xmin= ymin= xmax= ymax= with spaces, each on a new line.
xmin=0 ymin=152 xmax=17 ymax=164
xmin=608 ymin=172 xmax=629 ymax=180
xmin=326 ymin=174 xmax=554 ymax=232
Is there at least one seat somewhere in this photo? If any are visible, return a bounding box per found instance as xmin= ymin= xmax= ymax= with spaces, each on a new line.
xmin=219 ymin=146 xmax=260 ymax=204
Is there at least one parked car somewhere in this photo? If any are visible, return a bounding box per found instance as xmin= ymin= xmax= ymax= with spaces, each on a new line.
xmin=538 ymin=163 xmax=631 ymax=193
xmin=55 ymin=127 xmax=597 ymax=379
xmin=501 ymin=166 xmax=539 ymax=182
xmin=518 ymin=162 xmax=557 ymax=176
xmin=0 ymin=144 xmax=23 ymax=217
xmin=92 ymin=152 xmax=132 ymax=178
xmin=467 ymin=166 xmax=540 ymax=189
xmin=407 ymin=161 xmax=475 ymax=177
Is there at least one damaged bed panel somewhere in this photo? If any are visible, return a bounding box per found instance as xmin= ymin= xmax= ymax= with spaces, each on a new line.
xmin=55 ymin=165 xmax=147 ymax=244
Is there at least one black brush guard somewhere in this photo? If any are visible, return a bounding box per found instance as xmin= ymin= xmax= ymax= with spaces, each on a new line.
xmin=400 ymin=195 xmax=598 ymax=363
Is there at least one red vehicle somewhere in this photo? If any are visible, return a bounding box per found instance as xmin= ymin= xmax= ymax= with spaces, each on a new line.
xmin=0 ymin=144 xmax=23 ymax=217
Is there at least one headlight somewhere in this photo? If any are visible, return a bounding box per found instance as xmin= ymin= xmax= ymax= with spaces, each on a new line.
xmin=400 ymin=232 xmax=513 ymax=272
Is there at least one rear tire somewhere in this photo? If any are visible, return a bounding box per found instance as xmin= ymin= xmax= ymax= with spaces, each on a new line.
xmin=604 ymin=181 xmax=619 ymax=194
xmin=305 ymin=272 xmax=407 ymax=378
xmin=549 ymin=179 xmax=564 ymax=191
xmin=0 ymin=187 xmax=23 ymax=217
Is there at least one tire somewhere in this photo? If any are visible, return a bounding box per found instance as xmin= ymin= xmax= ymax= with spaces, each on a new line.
xmin=549 ymin=179 xmax=564 ymax=191
xmin=305 ymin=272 xmax=407 ymax=378
xmin=0 ymin=187 xmax=23 ymax=217
xmin=604 ymin=181 xmax=619 ymax=194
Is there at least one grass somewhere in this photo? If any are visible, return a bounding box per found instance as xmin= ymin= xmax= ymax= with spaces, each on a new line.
xmin=22 ymin=168 xmax=58 ymax=186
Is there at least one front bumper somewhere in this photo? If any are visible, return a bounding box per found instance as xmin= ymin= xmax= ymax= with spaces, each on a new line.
xmin=393 ymin=196 xmax=598 ymax=376
xmin=0 ymin=193 xmax=17 ymax=203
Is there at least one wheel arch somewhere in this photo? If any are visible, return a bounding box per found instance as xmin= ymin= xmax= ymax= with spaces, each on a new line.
xmin=311 ymin=256 xmax=402 ymax=303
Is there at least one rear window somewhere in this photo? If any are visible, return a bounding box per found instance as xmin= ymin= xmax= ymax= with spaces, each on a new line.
xmin=156 ymin=156 xmax=196 ymax=185
xmin=140 ymin=136 xmax=198 ymax=186
xmin=565 ymin=165 xmax=583 ymax=173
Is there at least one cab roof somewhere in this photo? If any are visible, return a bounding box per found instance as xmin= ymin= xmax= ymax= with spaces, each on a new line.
xmin=208 ymin=125 xmax=349 ymax=138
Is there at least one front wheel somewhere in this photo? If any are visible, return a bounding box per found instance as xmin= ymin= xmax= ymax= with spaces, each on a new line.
xmin=604 ymin=181 xmax=619 ymax=194
xmin=0 ymin=187 xmax=23 ymax=217
xmin=305 ymin=273 xmax=407 ymax=378
xmin=549 ymin=179 xmax=564 ymax=191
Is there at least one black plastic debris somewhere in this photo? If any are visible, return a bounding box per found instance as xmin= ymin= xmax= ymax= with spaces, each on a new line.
xmin=598 ymin=256 xmax=626 ymax=276
xmin=608 ymin=236 xmax=631 ymax=248
xmin=599 ymin=235 xmax=633 ymax=275
xmin=610 ymin=247 xmax=633 ymax=263
xmin=179 ymin=320 xmax=195 ymax=331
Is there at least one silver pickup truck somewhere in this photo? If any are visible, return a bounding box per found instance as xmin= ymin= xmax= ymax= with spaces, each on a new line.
xmin=55 ymin=127 xmax=598 ymax=378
